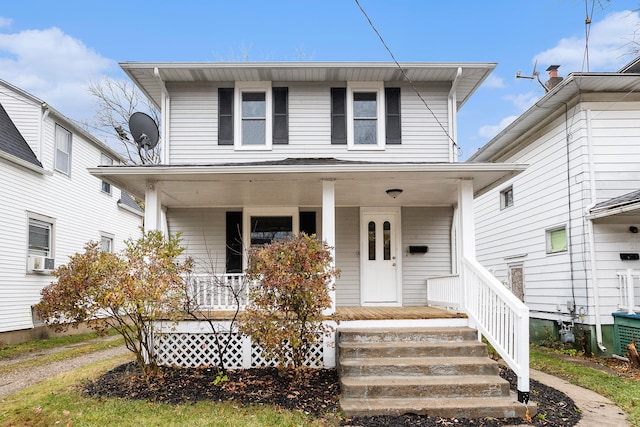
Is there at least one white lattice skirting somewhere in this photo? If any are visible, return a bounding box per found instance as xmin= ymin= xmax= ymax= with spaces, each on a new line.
xmin=149 ymin=321 xmax=337 ymax=369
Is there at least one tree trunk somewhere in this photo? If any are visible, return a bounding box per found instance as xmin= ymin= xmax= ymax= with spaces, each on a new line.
xmin=628 ymin=338 xmax=640 ymax=368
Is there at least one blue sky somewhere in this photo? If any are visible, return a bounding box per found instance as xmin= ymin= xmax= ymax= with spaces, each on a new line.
xmin=1 ymin=0 xmax=639 ymax=160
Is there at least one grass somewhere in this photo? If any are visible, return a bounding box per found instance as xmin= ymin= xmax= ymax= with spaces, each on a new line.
xmin=0 ymin=329 xmax=118 ymax=359
xmin=0 ymin=354 xmax=339 ymax=427
xmin=0 ymin=333 xmax=125 ymax=376
xmin=530 ymin=346 xmax=640 ymax=427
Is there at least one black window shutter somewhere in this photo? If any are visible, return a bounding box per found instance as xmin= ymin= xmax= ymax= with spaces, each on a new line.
xmin=273 ymin=87 xmax=288 ymax=144
xmin=226 ymin=211 xmax=243 ymax=273
xmin=331 ymin=88 xmax=347 ymax=145
xmin=385 ymin=87 xmax=401 ymax=145
xmin=299 ymin=211 xmax=317 ymax=236
xmin=218 ymin=88 xmax=234 ymax=145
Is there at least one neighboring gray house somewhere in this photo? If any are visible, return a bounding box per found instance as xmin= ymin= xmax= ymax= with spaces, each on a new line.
xmin=469 ymin=59 xmax=640 ymax=357
xmin=0 ymin=79 xmax=143 ymax=342
xmin=92 ymin=62 xmax=536 ymax=418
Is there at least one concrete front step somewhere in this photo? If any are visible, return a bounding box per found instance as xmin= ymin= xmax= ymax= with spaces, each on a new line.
xmin=340 ymin=374 xmax=511 ymax=399
xmin=340 ymin=393 xmax=535 ymax=419
xmin=339 ymin=339 xmax=489 ymax=358
xmin=339 ymin=356 xmax=500 ymax=377
xmin=338 ymin=326 xmax=478 ymax=343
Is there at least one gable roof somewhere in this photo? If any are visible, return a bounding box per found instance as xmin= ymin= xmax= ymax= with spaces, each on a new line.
xmin=467 ymin=62 xmax=640 ymax=163
xmin=0 ymin=102 xmax=42 ymax=168
xmin=120 ymin=61 xmax=496 ymax=111
xmin=0 ymin=79 xmax=126 ymax=164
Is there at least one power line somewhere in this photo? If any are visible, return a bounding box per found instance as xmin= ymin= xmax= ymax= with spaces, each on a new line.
xmin=353 ymin=0 xmax=460 ymax=155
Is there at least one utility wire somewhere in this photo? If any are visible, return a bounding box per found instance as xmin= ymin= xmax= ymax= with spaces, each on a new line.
xmin=353 ymin=0 xmax=460 ymax=155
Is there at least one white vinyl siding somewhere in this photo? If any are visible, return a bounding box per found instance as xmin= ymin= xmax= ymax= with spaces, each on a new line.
xmin=474 ymin=99 xmax=640 ymax=326
xmin=335 ymin=207 xmax=360 ymax=306
xmin=166 ymin=82 xmax=450 ymax=164
xmin=402 ymin=207 xmax=453 ymax=306
xmin=0 ymin=87 xmax=142 ymax=333
xmin=166 ymin=208 xmax=228 ymax=273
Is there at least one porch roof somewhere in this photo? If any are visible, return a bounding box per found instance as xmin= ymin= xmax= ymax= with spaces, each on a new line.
xmin=588 ymin=189 xmax=640 ymax=219
xmin=89 ymin=158 xmax=526 ymax=208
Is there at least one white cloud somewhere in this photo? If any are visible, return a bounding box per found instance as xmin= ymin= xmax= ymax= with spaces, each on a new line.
xmin=0 ymin=27 xmax=116 ymax=121
xmin=534 ymin=10 xmax=640 ymax=74
xmin=478 ymin=115 xmax=518 ymax=139
xmin=482 ymin=74 xmax=505 ymax=89
xmin=0 ymin=17 xmax=12 ymax=28
xmin=504 ymin=91 xmax=539 ymax=112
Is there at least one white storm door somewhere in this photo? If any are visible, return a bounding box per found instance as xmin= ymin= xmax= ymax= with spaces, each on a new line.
xmin=360 ymin=208 xmax=401 ymax=306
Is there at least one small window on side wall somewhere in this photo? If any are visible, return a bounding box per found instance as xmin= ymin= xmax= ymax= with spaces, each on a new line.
xmin=54 ymin=124 xmax=72 ymax=175
xmin=100 ymin=154 xmax=113 ymax=194
xmin=500 ymin=186 xmax=514 ymax=209
xmin=546 ymin=226 xmax=567 ymax=254
xmin=100 ymin=233 xmax=114 ymax=253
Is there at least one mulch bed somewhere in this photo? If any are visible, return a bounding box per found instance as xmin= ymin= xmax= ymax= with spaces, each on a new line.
xmin=84 ymin=363 xmax=581 ymax=426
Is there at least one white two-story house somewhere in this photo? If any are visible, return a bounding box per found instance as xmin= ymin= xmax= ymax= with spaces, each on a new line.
xmin=92 ymin=62 xmax=535 ymax=418
xmin=470 ymin=59 xmax=640 ymax=358
xmin=0 ymin=79 xmax=143 ymax=343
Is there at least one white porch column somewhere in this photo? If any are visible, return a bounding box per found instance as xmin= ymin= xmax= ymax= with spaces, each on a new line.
xmin=144 ymin=180 xmax=163 ymax=232
xmin=457 ymin=179 xmax=476 ymax=260
xmin=322 ymin=179 xmax=337 ymax=314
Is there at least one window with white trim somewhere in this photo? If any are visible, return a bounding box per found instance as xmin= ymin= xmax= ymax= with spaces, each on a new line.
xmin=347 ymin=82 xmax=385 ymax=150
xmin=331 ymin=84 xmax=401 ymax=148
xmin=234 ymin=82 xmax=272 ymax=150
xmin=546 ymin=226 xmax=567 ymax=254
xmin=54 ymin=124 xmax=72 ymax=175
xmin=500 ymin=186 xmax=514 ymax=209
xmin=100 ymin=233 xmax=114 ymax=253
xmin=27 ymin=213 xmax=55 ymax=259
xmin=101 ymin=154 xmax=113 ymax=194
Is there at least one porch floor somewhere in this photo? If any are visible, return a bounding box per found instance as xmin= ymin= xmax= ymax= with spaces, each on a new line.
xmin=336 ymin=306 xmax=466 ymax=320
xmin=190 ymin=306 xmax=466 ymax=321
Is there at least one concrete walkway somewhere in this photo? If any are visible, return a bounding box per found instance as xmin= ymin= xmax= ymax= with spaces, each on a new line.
xmin=530 ymin=369 xmax=631 ymax=427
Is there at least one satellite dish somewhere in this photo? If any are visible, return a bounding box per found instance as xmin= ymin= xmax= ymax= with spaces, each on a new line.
xmin=129 ymin=112 xmax=159 ymax=151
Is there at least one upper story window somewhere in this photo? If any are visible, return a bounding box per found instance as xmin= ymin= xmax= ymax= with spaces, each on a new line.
xmin=331 ymin=84 xmax=401 ymax=149
xmin=217 ymin=83 xmax=289 ymax=150
xmin=54 ymin=124 xmax=72 ymax=175
xmin=241 ymin=91 xmax=267 ymax=146
xmin=500 ymin=186 xmax=514 ymax=209
xmin=100 ymin=154 xmax=113 ymax=194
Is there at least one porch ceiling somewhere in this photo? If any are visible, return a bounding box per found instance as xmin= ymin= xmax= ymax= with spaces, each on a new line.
xmin=90 ymin=162 xmax=527 ymax=208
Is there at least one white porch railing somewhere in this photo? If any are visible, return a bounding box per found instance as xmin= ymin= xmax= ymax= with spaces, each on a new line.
xmin=427 ymin=259 xmax=530 ymax=402
xmin=616 ymin=269 xmax=640 ymax=315
xmin=426 ymin=274 xmax=461 ymax=309
xmin=186 ymin=273 xmax=252 ymax=311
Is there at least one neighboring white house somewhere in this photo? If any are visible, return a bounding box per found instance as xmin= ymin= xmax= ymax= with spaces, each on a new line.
xmin=469 ymin=59 xmax=640 ymax=357
xmin=91 ymin=62 xmax=535 ymax=414
xmin=0 ymin=79 xmax=143 ymax=341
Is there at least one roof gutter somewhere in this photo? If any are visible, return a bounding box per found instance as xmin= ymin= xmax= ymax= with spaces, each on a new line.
xmin=448 ymin=67 xmax=462 ymax=162
xmin=0 ymin=150 xmax=50 ymax=175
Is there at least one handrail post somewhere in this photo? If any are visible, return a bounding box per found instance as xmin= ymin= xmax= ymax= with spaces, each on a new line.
xmin=627 ymin=269 xmax=634 ymax=315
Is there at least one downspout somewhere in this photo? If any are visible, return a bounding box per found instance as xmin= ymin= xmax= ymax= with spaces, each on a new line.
xmin=584 ymin=109 xmax=606 ymax=352
xmin=154 ymin=67 xmax=170 ymax=164
xmin=40 ymin=103 xmax=50 ymax=166
xmin=447 ymin=68 xmax=462 ymax=162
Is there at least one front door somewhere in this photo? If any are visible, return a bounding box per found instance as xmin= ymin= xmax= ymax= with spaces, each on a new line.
xmin=360 ymin=208 xmax=401 ymax=306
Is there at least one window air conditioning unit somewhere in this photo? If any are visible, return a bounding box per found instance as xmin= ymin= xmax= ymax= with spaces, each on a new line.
xmin=28 ymin=255 xmax=55 ymax=272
